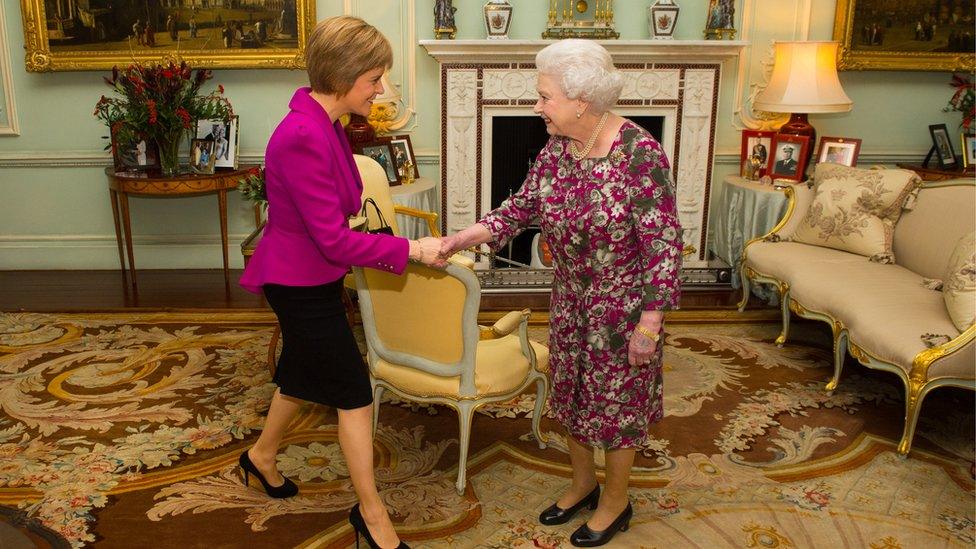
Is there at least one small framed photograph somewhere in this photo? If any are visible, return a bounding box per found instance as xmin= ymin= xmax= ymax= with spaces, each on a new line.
xmin=704 ymin=0 xmax=736 ymax=39
xmin=110 ymin=128 xmax=160 ymax=172
xmin=388 ymin=135 xmax=420 ymax=179
xmin=816 ymin=137 xmax=862 ymax=167
xmin=359 ymin=141 xmax=400 ymax=185
xmin=189 ymin=139 xmax=216 ymax=174
xmin=740 ymin=130 xmax=775 ymax=177
xmin=195 ymin=116 xmax=239 ymax=170
xmin=768 ymin=134 xmax=811 ymax=182
xmin=928 ymin=124 xmax=958 ymax=170
xmin=963 ymin=133 xmax=976 ymax=169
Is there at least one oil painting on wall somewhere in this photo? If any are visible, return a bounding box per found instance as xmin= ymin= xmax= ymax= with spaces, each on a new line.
xmin=833 ymin=0 xmax=974 ymax=71
xmin=20 ymin=0 xmax=314 ymax=71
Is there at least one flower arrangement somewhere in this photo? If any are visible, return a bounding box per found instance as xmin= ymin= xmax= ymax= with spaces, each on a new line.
xmin=94 ymin=61 xmax=234 ymax=175
xmin=944 ymin=73 xmax=974 ymax=131
xmin=237 ymin=166 xmax=267 ymax=209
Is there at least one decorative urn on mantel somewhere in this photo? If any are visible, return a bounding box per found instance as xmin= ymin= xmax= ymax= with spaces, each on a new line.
xmin=649 ymin=0 xmax=680 ymax=40
xmin=484 ymin=0 xmax=513 ymax=40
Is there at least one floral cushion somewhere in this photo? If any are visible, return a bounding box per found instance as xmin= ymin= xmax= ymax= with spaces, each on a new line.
xmin=790 ymin=164 xmax=921 ymax=263
xmin=943 ymin=231 xmax=976 ymax=332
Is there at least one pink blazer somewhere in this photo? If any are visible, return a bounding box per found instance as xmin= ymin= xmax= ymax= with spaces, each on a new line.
xmin=240 ymin=88 xmax=408 ymax=294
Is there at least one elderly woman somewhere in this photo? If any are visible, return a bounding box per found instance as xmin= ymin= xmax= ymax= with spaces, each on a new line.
xmin=240 ymin=15 xmax=439 ymax=549
xmin=439 ymin=39 xmax=682 ymax=547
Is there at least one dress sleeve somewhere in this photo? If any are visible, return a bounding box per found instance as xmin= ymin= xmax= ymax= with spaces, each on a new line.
xmin=277 ymin=123 xmax=409 ymax=274
xmin=630 ymin=136 xmax=683 ymax=311
xmin=478 ymin=141 xmax=551 ymax=251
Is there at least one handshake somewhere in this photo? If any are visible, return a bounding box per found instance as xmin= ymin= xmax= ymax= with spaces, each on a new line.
xmin=408 ymin=235 xmax=463 ymax=267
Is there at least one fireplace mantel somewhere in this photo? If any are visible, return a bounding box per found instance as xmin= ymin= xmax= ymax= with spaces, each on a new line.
xmin=420 ymin=39 xmax=748 ymax=63
xmin=422 ymin=39 xmax=747 ymax=270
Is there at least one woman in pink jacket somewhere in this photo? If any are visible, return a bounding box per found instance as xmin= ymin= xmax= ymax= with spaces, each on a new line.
xmin=239 ymin=16 xmax=438 ymax=549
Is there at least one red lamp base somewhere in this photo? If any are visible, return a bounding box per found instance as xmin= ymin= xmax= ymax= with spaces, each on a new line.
xmin=344 ymin=114 xmax=376 ymax=151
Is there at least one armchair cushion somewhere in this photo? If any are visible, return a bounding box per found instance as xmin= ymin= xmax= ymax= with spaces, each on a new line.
xmin=372 ymin=337 xmax=549 ymax=399
xmin=943 ymin=231 xmax=976 ymax=331
xmin=790 ymin=164 xmax=920 ymax=263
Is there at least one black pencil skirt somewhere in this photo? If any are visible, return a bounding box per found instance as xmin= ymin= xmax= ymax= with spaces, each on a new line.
xmin=263 ymin=281 xmax=373 ymax=410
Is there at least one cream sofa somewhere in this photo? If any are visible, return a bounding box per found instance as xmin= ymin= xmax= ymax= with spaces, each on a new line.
xmin=738 ymin=177 xmax=975 ymax=456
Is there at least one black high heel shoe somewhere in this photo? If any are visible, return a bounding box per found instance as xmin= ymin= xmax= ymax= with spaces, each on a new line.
xmin=238 ymin=450 xmax=298 ymax=498
xmin=349 ymin=503 xmax=409 ymax=549
xmin=539 ymin=485 xmax=600 ymax=525
xmin=570 ymin=502 xmax=633 ymax=547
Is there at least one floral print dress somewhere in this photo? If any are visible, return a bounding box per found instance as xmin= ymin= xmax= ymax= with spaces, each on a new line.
xmin=480 ymin=121 xmax=682 ymax=449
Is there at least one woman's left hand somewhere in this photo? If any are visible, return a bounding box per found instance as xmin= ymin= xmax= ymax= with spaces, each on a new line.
xmin=628 ymin=311 xmax=664 ymax=367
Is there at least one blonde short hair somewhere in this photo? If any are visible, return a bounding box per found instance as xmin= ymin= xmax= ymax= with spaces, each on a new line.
xmin=535 ymin=39 xmax=624 ymax=113
xmin=306 ymin=16 xmax=392 ymax=96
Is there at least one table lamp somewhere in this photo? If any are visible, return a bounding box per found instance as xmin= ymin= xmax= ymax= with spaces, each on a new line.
xmin=753 ymin=41 xmax=853 ymax=165
xmin=368 ymin=72 xmax=402 ymax=136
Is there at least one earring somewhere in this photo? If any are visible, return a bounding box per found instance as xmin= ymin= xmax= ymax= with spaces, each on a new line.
xmin=576 ymin=112 xmax=582 ymax=118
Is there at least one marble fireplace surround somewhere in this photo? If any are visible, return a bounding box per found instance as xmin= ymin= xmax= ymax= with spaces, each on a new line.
xmin=420 ymin=40 xmax=746 ymax=268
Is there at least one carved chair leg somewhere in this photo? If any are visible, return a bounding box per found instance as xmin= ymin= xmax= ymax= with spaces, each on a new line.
xmin=775 ymin=290 xmax=791 ymax=347
xmin=736 ymin=267 xmax=751 ymax=312
xmin=531 ymin=375 xmax=549 ymax=450
xmin=371 ymin=384 xmax=384 ymax=437
xmin=455 ymin=402 xmax=477 ymax=495
xmin=826 ymin=328 xmax=847 ymax=392
xmin=897 ymin=380 xmax=929 ymax=457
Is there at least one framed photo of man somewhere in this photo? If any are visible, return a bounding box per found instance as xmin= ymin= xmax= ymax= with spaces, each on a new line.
xmin=189 ymin=139 xmax=216 ymax=174
xmin=816 ymin=137 xmax=862 ymax=167
xmin=359 ymin=141 xmax=400 ymax=186
xmin=19 ymin=0 xmax=315 ymax=71
xmin=195 ymin=116 xmax=238 ymax=170
xmin=739 ymin=130 xmax=775 ymax=177
xmin=768 ymin=134 xmax=811 ymax=182
xmin=388 ymin=135 xmax=419 ymax=179
xmin=928 ymin=124 xmax=958 ymax=170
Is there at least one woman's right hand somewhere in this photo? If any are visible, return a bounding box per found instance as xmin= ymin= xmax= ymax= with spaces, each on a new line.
xmin=409 ymin=237 xmax=447 ymax=266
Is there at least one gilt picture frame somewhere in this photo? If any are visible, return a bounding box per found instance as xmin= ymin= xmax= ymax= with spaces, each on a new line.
xmin=19 ymin=0 xmax=315 ymax=72
xmin=831 ymin=0 xmax=974 ymax=71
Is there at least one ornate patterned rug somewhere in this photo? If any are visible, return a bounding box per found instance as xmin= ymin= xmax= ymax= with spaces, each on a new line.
xmin=0 ymin=312 xmax=972 ymax=548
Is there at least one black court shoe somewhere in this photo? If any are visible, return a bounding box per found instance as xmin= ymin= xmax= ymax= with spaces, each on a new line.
xmin=539 ymin=485 xmax=600 ymax=525
xmin=238 ymin=450 xmax=298 ymax=498
xmin=569 ymin=502 xmax=633 ymax=547
xmin=349 ymin=504 xmax=409 ymax=549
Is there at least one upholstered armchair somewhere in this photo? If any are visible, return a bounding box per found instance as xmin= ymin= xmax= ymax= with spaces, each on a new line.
xmin=353 ymin=259 xmax=550 ymax=494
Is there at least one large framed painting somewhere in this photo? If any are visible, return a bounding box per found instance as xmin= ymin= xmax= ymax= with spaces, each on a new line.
xmin=832 ymin=0 xmax=974 ymax=71
xmin=19 ymin=0 xmax=314 ymax=72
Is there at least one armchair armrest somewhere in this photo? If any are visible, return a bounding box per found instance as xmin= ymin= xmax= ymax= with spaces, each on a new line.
xmin=393 ymin=205 xmax=440 ymax=237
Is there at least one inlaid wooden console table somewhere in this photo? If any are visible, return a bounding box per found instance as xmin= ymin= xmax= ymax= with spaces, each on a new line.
xmin=106 ymin=166 xmax=257 ymax=292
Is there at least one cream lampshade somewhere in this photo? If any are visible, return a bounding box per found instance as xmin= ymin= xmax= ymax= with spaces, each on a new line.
xmin=754 ymin=41 xmax=853 ymax=163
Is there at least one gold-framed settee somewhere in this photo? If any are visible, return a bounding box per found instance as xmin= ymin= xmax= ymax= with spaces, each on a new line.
xmin=738 ymin=178 xmax=975 ymax=456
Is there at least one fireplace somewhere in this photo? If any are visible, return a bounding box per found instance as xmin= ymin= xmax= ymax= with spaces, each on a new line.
xmin=421 ymin=40 xmax=746 ymax=281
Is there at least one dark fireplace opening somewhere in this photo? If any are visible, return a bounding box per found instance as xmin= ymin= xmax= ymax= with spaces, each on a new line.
xmin=489 ymin=115 xmax=666 ymax=268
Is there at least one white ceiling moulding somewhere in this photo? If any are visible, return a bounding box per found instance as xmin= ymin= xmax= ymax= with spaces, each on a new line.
xmin=344 ymin=0 xmax=418 ymax=133
xmin=733 ymin=0 xmax=812 ymax=130
xmin=0 ymin=2 xmax=20 ymax=136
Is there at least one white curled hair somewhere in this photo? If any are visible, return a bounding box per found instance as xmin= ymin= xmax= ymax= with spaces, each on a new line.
xmin=535 ymin=39 xmax=624 ymax=113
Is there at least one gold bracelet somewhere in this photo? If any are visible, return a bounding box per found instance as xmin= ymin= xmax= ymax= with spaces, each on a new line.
xmin=634 ymin=324 xmax=660 ymax=343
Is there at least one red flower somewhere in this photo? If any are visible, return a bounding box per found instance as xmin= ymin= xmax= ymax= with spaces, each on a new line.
xmin=147 ymin=99 xmax=158 ymax=124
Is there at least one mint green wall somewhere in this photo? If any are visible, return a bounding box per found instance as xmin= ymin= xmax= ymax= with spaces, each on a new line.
xmin=0 ymin=0 xmax=962 ymax=270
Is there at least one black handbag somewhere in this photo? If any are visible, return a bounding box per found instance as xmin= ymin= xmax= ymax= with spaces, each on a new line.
xmin=360 ymin=198 xmax=394 ymax=235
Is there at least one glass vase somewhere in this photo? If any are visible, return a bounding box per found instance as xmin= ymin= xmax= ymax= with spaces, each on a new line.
xmin=155 ymin=131 xmax=185 ymax=177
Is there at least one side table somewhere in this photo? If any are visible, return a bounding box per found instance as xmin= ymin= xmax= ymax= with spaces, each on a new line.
xmin=106 ymin=166 xmax=258 ymax=292
xmin=708 ymin=175 xmax=790 ymax=289
xmin=390 ymin=177 xmax=439 ymax=239
xmin=895 ymin=163 xmax=975 ymax=182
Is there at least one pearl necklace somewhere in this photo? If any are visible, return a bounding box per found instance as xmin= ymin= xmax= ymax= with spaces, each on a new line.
xmin=570 ymin=111 xmax=610 ymax=161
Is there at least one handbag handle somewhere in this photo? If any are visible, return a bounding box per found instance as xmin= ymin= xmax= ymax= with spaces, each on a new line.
xmin=360 ymin=198 xmax=392 ymax=234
